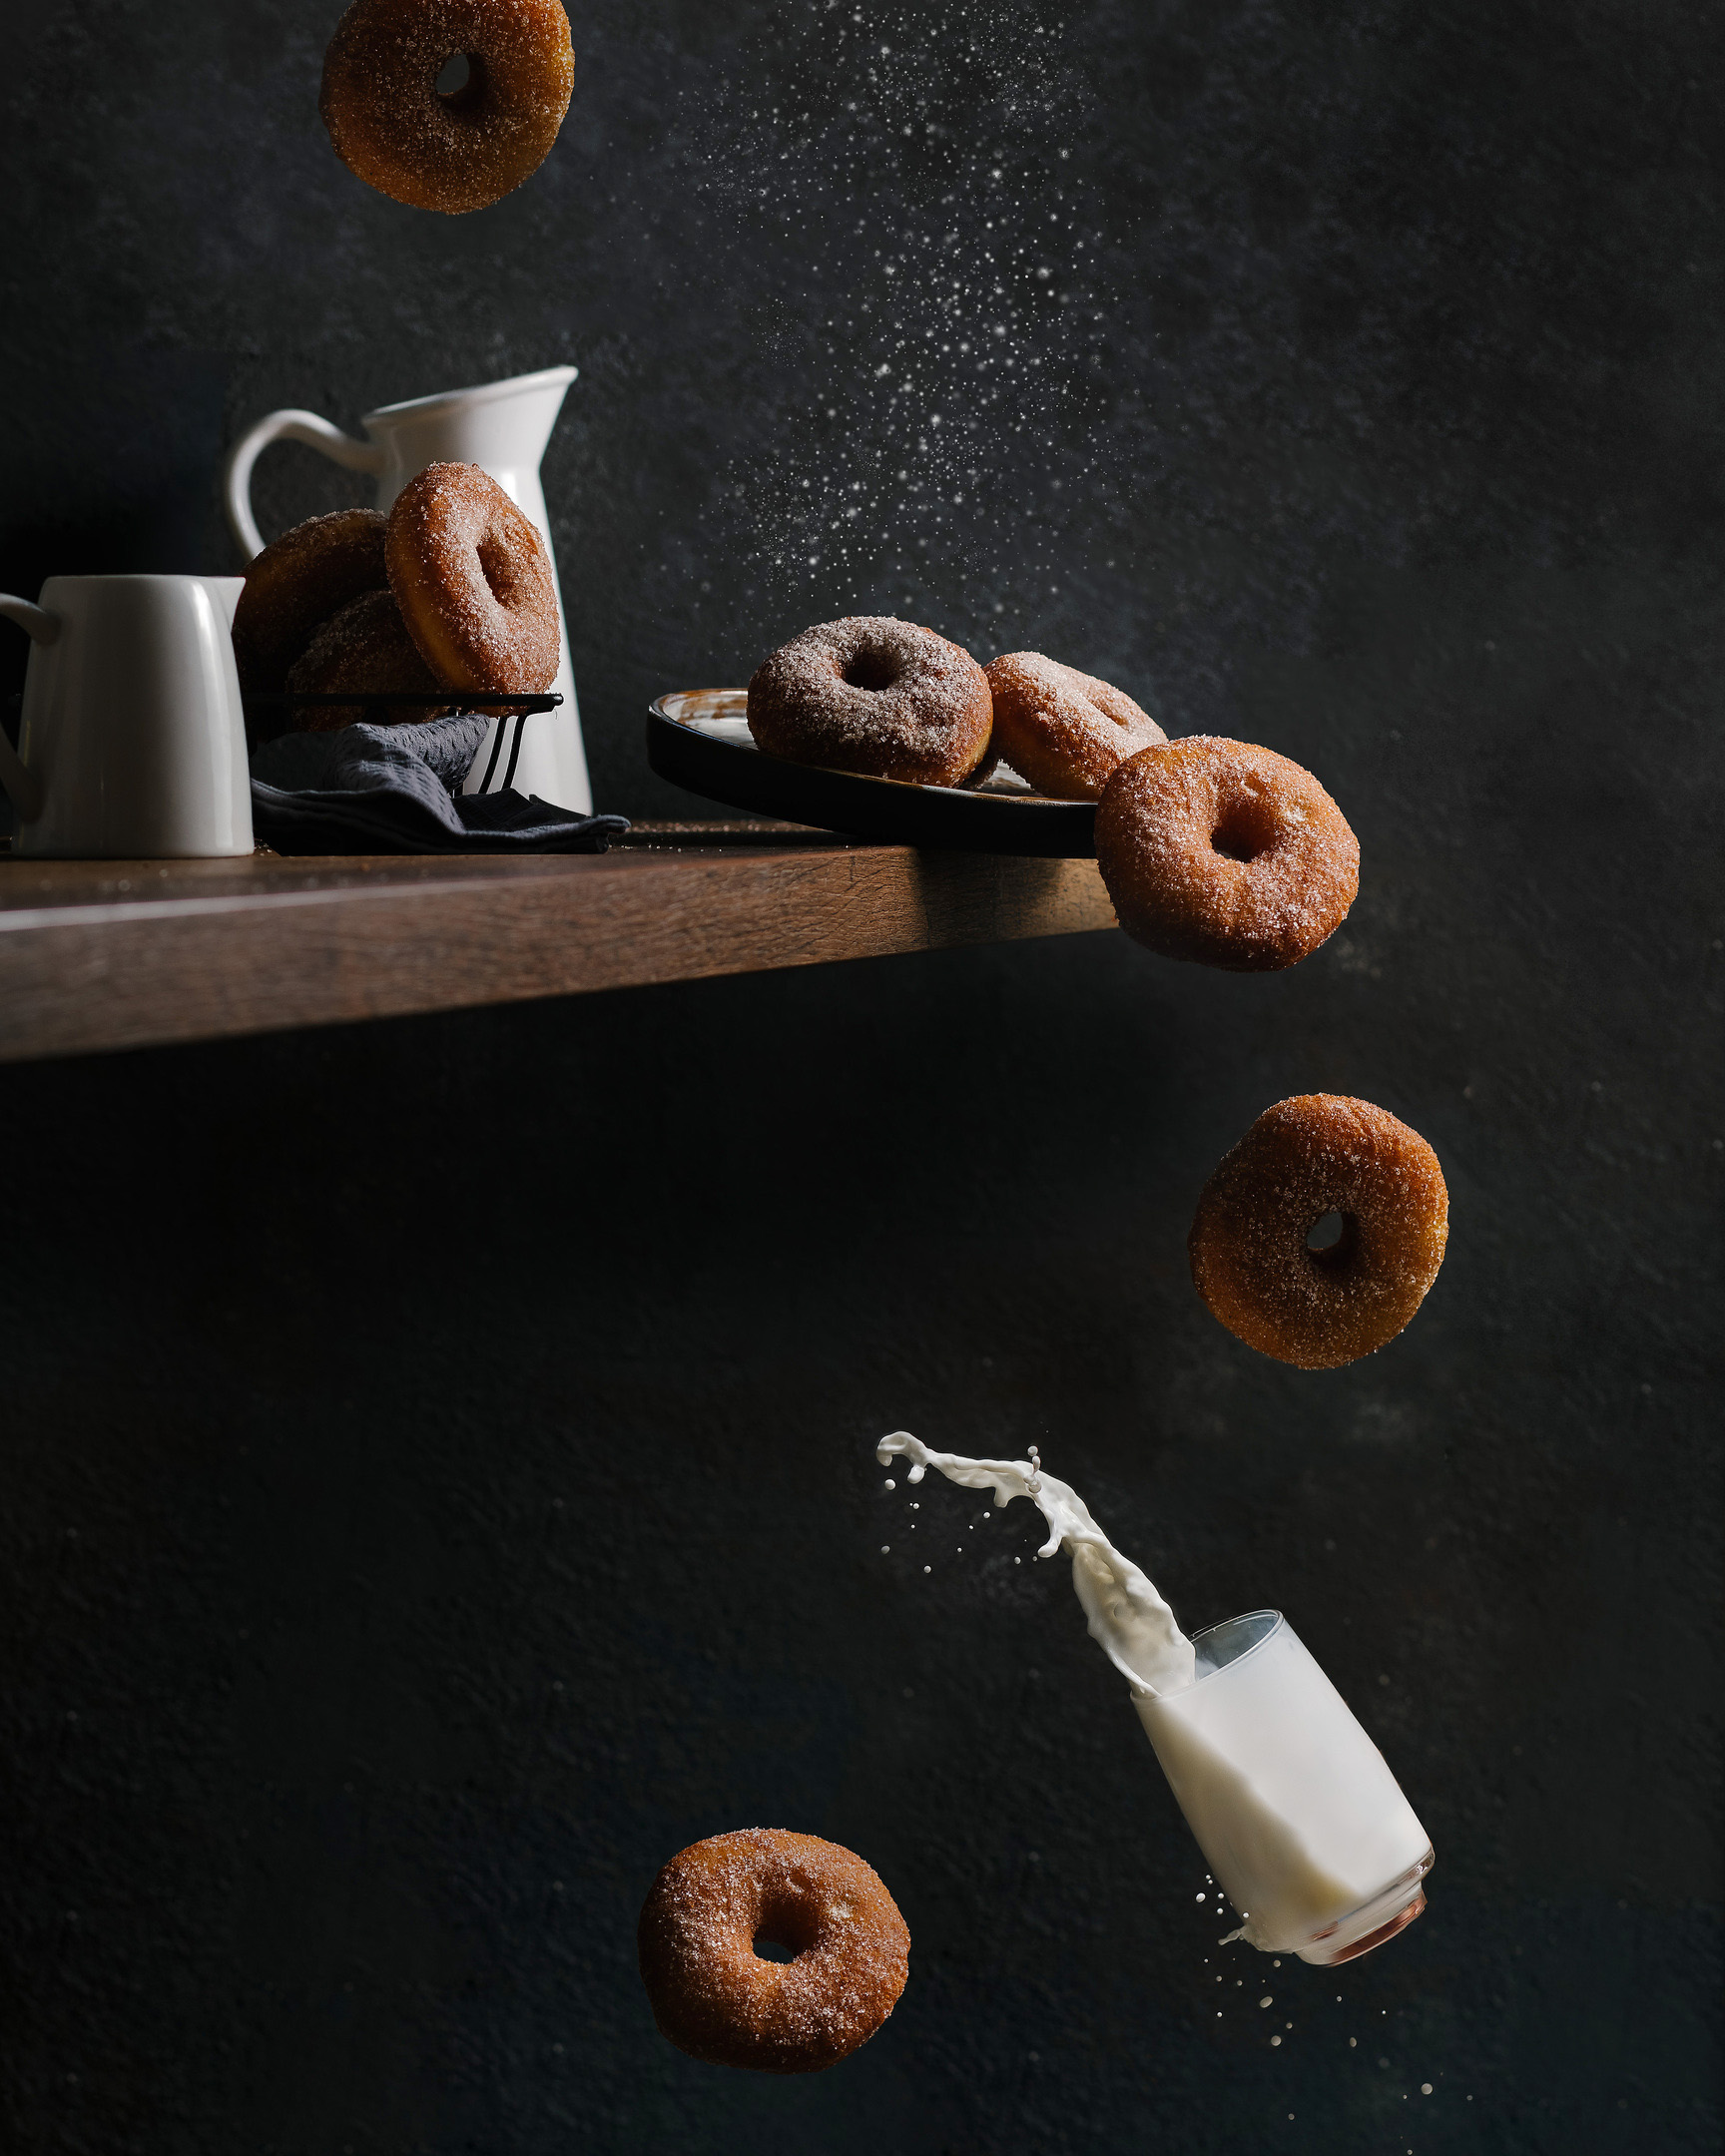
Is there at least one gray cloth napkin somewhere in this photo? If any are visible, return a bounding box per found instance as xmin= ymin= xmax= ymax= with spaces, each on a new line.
xmin=251 ymin=715 xmax=628 ymax=855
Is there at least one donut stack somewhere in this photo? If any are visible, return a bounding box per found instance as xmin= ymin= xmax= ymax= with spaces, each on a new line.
xmin=232 ymin=461 xmax=559 ymax=735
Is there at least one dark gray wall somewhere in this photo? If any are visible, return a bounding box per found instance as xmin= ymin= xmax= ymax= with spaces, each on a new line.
xmin=1 ymin=2 xmax=1720 ymax=2151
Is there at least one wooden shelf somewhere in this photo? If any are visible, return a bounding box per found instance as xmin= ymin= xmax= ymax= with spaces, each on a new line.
xmin=0 ymin=826 xmax=1118 ymax=1064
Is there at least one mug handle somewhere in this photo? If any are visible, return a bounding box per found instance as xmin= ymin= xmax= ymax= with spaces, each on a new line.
xmin=0 ymin=593 xmax=58 ymax=822
xmin=223 ymin=409 xmax=387 ymax=561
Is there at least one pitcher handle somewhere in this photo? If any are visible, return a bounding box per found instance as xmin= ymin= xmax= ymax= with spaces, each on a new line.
xmin=0 ymin=593 xmax=57 ymax=822
xmin=223 ymin=409 xmax=388 ymax=561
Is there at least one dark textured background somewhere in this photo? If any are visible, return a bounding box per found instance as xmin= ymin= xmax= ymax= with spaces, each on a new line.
xmin=1 ymin=1 xmax=1721 ymax=2151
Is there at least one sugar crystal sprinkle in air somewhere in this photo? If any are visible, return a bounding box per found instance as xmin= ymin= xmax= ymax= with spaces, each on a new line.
xmin=682 ymin=1 xmax=1107 ymax=626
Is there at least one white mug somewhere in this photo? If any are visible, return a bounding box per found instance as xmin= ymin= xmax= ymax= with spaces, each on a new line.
xmin=224 ymin=365 xmax=592 ymax=813
xmin=0 ymin=575 xmax=253 ymax=859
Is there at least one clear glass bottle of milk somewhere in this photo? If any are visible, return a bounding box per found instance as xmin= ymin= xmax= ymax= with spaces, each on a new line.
xmin=1135 ymin=1611 xmax=1435 ymax=1965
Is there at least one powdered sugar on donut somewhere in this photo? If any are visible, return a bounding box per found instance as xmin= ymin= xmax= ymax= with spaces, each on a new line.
xmin=638 ymin=1828 xmax=909 ymax=2073
xmin=747 ymin=615 xmax=993 ymax=787
xmin=984 ymin=651 xmax=1165 ymax=800
xmin=386 ymin=461 xmax=560 ymax=695
xmin=1096 ymin=736 xmax=1359 ymax=971
xmin=320 ymin=0 xmax=575 ymax=216
xmin=232 ymin=508 xmax=390 ymax=697
xmin=285 ymin=588 xmax=446 ymax=730
xmin=1188 ymin=1095 xmax=1448 ymax=1368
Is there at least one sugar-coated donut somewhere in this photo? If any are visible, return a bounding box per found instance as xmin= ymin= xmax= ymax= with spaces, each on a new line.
xmin=285 ymin=589 xmax=447 ymax=730
xmin=319 ymin=0 xmax=574 ymax=216
xmin=638 ymin=1829 xmax=909 ymax=2074
xmin=385 ymin=462 xmax=560 ymax=696
xmin=1189 ymin=1095 xmax=1448 ymax=1369
xmin=1095 ymin=737 xmax=1359 ymax=970
xmin=748 ymin=616 xmax=993 ymax=788
xmin=232 ymin=509 xmax=389 ymax=697
xmin=983 ymin=651 xmax=1166 ymax=800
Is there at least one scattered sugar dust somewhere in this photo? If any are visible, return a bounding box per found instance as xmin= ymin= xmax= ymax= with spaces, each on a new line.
xmin=683 ymin=0 xmax=1129 ymax=638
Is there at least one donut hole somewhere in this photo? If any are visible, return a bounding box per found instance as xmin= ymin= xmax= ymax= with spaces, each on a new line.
xmin=435 ymin=52 xmax=487 ymax=115
xmin=1307 ymin=1211 xmax=1360 ymax=1272
xmin=752 ymin=1888 xmax=819 ymax=1964
xmin=1210 ymin=792 xmax=1282 ymax=863
xmin=477 ymin=531 xmax=527 ymax=608
xmin=842 ymin=646 xmax=901 ymax=693
xmin=752 ymin=1932 xmax=802 ymax=1963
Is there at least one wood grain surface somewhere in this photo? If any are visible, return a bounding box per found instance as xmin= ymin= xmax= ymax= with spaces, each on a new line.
xmin=0 ymin=836 xmax=1118 ymax=1064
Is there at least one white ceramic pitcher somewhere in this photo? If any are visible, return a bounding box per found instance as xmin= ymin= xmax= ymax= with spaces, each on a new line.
xmin=224 ymin=365 xmax=591 ymax=813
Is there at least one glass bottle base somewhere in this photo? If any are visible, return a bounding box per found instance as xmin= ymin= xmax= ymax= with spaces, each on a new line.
xmin=1293 ymin=1849 xmax=1435 ymax=1966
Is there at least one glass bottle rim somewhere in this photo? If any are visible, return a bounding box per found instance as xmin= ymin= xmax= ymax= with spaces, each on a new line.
xmin=1186 ymin=1607 xmax=1286 ymax=1682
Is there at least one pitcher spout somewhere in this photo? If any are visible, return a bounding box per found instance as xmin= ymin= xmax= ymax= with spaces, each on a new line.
xmin=361 ymin=364 xmax=578 ymax=459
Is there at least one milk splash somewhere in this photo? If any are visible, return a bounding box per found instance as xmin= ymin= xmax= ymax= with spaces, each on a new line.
xmin=875 ymin=1431 xmax=1195 ymax=1697
xmin=874 ymin=1431 xmax=1435 ymax=1961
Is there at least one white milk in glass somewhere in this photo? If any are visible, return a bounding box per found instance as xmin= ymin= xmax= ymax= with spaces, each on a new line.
xmin=1135 ymin=1610 xmax=1433 ymax=1963
xmin=875 ymin=1434 xmax=1434 ymax=1965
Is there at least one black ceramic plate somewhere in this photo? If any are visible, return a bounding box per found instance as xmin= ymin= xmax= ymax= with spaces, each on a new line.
xmin=646 ymin=690 xmax=1097 ymax=856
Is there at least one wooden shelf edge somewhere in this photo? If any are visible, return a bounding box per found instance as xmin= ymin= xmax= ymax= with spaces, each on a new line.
xmin=0 ymin=843 xmax=1118 ymax=1064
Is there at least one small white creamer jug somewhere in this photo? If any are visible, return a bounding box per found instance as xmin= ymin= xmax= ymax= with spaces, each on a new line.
xmin=0 ymin=575 xmax=253 ymax=858
xmin=225 ymin=365 xmax=591 ymax=813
